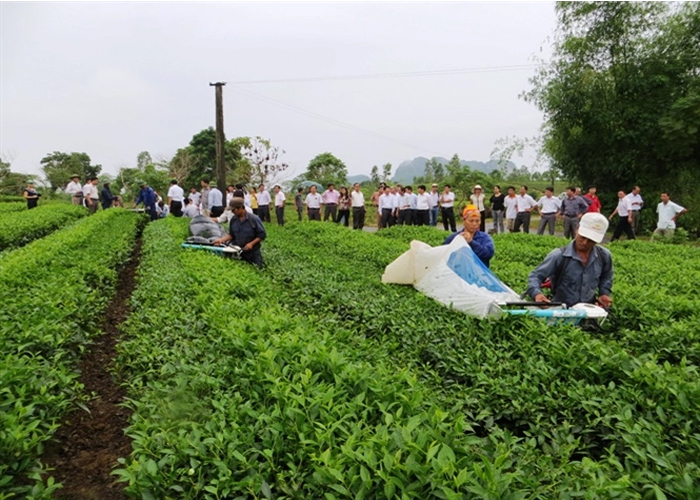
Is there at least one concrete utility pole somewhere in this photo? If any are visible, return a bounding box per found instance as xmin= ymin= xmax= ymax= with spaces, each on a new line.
xmin=209 ymin=82 xmax=227 ymax=196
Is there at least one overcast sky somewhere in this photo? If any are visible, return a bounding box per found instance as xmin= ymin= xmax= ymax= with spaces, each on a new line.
xmin=1 ymin=1 xmax=556 ymax=181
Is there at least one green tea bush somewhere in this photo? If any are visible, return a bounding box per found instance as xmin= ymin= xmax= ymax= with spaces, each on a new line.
xmin=0 ymin=209 xmax=140 ymax=497
xmin=0 ymin=202 xmax=27 ymax=214
xmin=0 ymin=203 xmax=88 ymax=251
xmin=0 ymin=195 xmax=24 ymax=203
xmin=117 ymin=220 xmax=632 ymax=499
xmin=259 ymin=223 xmax=700 ymax=498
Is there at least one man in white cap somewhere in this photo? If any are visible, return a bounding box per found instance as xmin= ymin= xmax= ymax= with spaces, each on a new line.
xmin=526 ymin=212 xmax=613 ymax=308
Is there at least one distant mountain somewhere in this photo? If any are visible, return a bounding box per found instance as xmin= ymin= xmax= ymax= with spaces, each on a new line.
xmin=391 ymin=157 xmax=516 ymax=184
xmin=347 ymin=174 xmax=370 ymax=184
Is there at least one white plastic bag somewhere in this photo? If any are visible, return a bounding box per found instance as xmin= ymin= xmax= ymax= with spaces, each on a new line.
xmin=382 ymin=237 xmax=520 ymax=318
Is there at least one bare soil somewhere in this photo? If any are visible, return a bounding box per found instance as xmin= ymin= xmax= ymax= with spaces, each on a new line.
xmin=43 ymin=238 xmax=142 ymax=500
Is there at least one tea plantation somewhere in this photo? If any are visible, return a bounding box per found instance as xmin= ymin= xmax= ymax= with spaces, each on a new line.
xmin=1 ymin=204 xmax=699 ymax=499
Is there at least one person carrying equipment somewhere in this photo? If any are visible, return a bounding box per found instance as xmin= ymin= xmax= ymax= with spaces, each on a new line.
xmin=212 ymin=198 xmax=266 ymax=268
xmin=134 ymin=180 xmax=158 ymax=220
xmin=526 ymin=212 xmax=613 ymax=309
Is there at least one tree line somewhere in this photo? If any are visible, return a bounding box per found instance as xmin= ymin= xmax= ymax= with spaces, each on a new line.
xmin=0 ymin=135 xmax=569 ymax=210
xmin=524 ymin=1 xmax=700 ymax=235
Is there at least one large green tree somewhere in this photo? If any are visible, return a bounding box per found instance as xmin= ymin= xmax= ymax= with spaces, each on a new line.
xmin=170 ymin=129 xmax=251 ymax=188
xmin=170 ymin=128 xmax=242 ymax=188
xmin=526 ymin=2 xmax=700 ymax=233
xmin=304 ymin=152 xmax=348 ymax=187
xmin=40 ymin=152 xmax=102 ymax=190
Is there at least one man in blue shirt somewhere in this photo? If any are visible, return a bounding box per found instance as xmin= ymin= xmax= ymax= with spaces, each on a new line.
xmin=134 ymin=181 xmax=158 ymax=220
xmin=527 ymin=213 xmax=613 ymax=308
xmin=101 ymin=182 xmax=118 ymax=209
xmin=444 ymin=204 xmax=495 ymax=268
xmin=213 ymin=198 xmax=267 ymax=268
xmin=559 ymin=186 xmax=590 ymax=239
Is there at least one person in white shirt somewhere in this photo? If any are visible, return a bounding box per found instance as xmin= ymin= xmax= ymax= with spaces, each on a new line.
xmin=469 ymin=185 xmax=486 ymax=232
xmin=208 ymin=185 xmax=224 ymax=218
xmin=609 ymin=190 xmax=635 ymax=241
xmin=156 ymin=201 xmax=169 ymax=218
xmin=213 ymin=194 xmax=254 ymax=224
xmin=415 ymin=185 xmax=431 ymax=226
xmin=200 ymin=179 xmax=211 ymax=216
xmin=83 ymin=177 xmax=100 ymax=215
xmin=625 ymin=185 xmax=644 ymax=234
xmin=428 ymin=184 xmax=440 ymax=227
xmin=65 ymin=175 xmax=83 ymax=205
xmin=225 ymin=185 xmax=235 ymax=207
xmin=234 ymin=184 xmax=251 ymax=208
xmin=378 ymin=186 xmax=394 ymax=229
xmin=503 ymin=186 xmax=518 ymax=232
xmin=536 ymin=187 xmax=562 ymax=236
xmin=305 ymin=185 xmax=323 ymax=221
xmin=257 ymin=184 xmax=272 ymax=222
xmin=350 ymin=183 xmax=365 ymax=230
xmin=407 ymin=186 xmax=418 ymax=226
xmin=182 ymin=197 xmax=199 ymax=218
xmin=188 ymin=187 xmax=201 ymax=211
xmin=513 ymin=185 xmax=537 ymax=233
xmin=439 ymin=184 xmax=456 ymax=232
xmin=653 ymin=192 xmax=687 ymax=239
xmin=397 ymin=187 xmax=412 ymax=226
xmin=274 ymin=185 xmax=286 ymax=226
xmin=167 ymin=179 xmax=185 ymax=217
xmin=390 ymin=186 xmax=400 ymax=226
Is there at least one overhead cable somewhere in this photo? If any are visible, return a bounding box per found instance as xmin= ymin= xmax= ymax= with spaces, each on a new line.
xmin=227 ymin=64 xmax=536 ymax=85
xmin=227 ymin=85 xmax=444 ymax=156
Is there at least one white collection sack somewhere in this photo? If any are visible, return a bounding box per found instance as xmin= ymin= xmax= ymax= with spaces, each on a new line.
xmin=381 ymin=237 xmax=520 ymax=318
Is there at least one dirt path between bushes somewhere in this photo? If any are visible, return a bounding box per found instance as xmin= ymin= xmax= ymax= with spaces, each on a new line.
xmin=43 ymin=237 xmax=142 ymax=500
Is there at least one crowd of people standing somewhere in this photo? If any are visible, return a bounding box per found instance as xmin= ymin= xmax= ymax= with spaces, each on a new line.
xmin=57 ymin=174 xmax=688 ymax=241
xmin=146 ymin=179 xmax=688 ymax=242
xmin=64 ymin=175 xmax=120 ymax=214
xmin=459 ymin=183 xmax=687 ymax=242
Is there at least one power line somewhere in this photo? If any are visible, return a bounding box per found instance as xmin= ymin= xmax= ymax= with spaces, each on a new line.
xmin=228 ymin=64 xmax=536 ymax=85
xmin=227 ymin=85 xmax=444 ymax=156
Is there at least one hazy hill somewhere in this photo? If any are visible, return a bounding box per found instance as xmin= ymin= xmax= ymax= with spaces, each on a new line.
xmin=347 ymin=174 xmax=370 ymax=184
xmin=391 ymin=157 xmax=515 ymax=184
